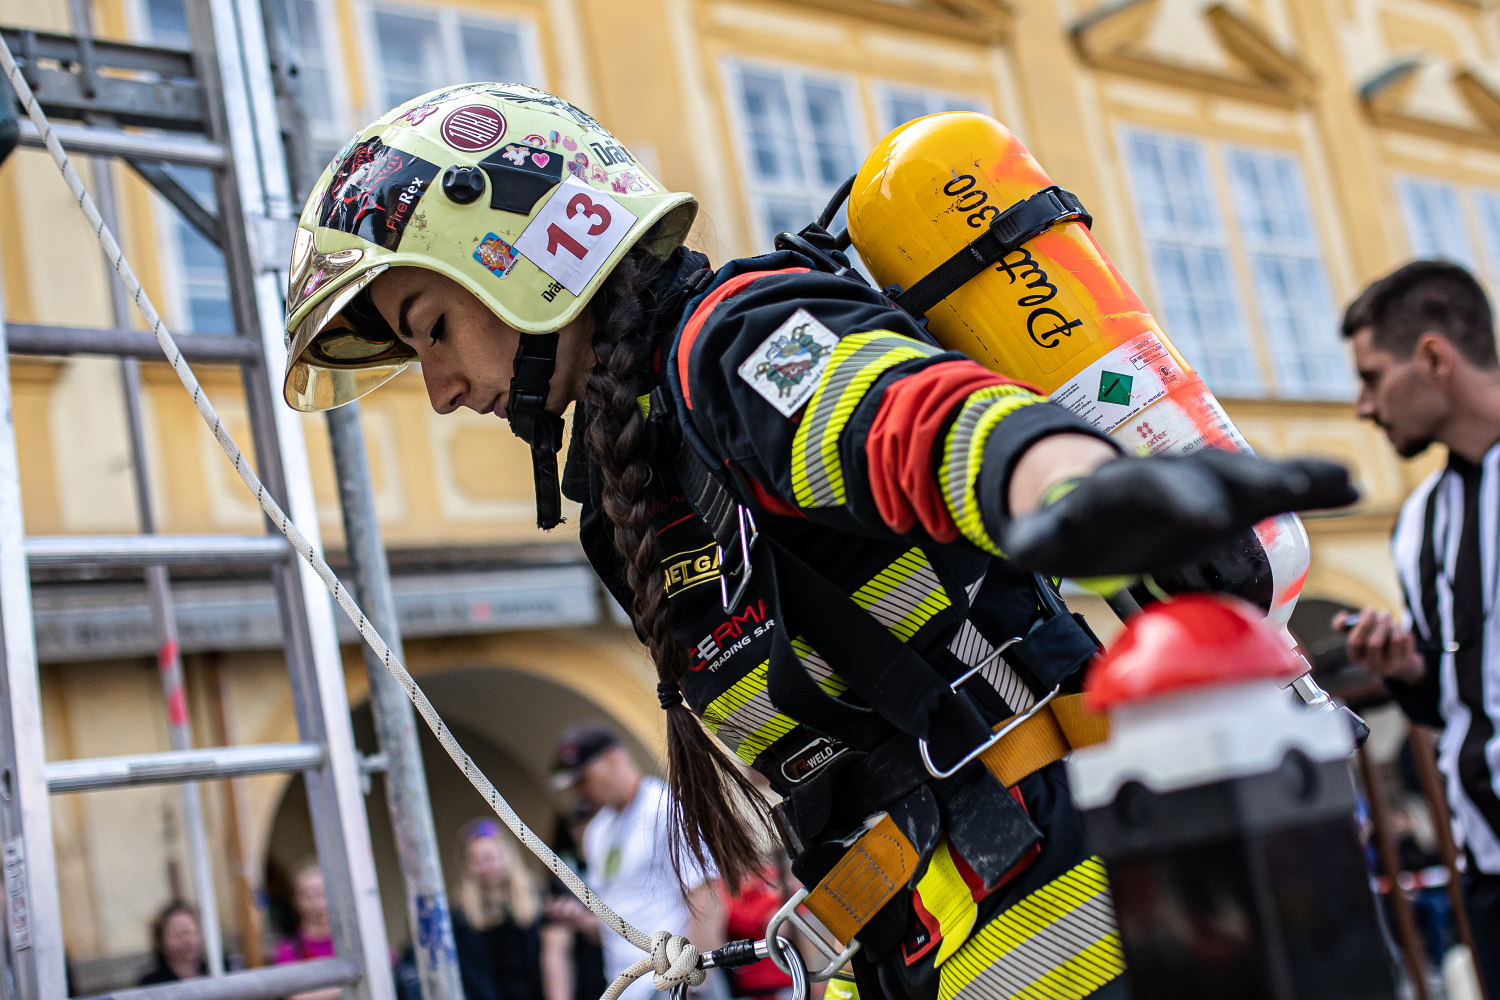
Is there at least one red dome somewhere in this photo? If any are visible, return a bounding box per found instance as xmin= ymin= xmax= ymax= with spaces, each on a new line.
xmin=1084 ymin=594 xmax=1303 ymax=711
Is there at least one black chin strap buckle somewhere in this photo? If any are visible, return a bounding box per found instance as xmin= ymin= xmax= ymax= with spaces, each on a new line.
xmin=505 ymin=332 xmax=567 ymax=530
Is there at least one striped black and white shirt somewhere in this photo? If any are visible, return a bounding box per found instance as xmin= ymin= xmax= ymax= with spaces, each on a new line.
xmin=1391 ymin=440 xmax=1500 ymax=872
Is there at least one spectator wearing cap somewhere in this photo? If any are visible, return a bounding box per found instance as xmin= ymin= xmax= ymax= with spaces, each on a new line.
xmin=452 ymin=819 xmax=565 ymax=1000
xmin=552 ymin=725 xmax=727 ymax=1000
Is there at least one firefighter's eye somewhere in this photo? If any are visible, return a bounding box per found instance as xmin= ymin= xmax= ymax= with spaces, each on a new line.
xmin=429 ymin=316 xmax=446 ymax=346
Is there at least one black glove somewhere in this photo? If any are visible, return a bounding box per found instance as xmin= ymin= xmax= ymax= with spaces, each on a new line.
xmin=1131 ymin=525 xmax=1275 ymax=611
xmin=1002 ymin=449 xmax=1358 ymax=578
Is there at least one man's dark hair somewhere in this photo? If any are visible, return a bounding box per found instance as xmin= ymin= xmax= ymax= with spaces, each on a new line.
xmin=1341 ymin=259 xmax=1499 ymax=367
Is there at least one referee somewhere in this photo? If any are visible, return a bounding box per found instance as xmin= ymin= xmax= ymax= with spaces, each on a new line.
xmin=1339 ymin=260 xmax=1500 ymax=995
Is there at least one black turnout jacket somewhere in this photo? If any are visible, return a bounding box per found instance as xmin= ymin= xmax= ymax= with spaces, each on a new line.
xmin=562 ymin=247 xmax=1126 ymax=1000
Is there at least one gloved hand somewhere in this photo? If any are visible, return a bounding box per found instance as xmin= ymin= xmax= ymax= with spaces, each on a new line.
xmin=1003 ymin=449 xmax=1358 ymax=578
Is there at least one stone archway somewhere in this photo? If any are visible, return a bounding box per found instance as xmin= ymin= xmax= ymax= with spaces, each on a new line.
xmin=263 ymin=661 xmax=661 ymax=947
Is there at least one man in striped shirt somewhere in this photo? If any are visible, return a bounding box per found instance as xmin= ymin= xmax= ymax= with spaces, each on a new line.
xmin=1339 ymin=260 xmax=1500 ymax=995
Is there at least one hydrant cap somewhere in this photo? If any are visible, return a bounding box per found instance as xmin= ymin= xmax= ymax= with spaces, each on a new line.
xmin=1083 ymin=594 xmax=1303 ymax=711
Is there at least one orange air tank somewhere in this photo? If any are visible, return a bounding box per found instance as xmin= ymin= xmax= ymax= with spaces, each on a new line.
xmin=847 ymin=112 xmax=1310 ymax=628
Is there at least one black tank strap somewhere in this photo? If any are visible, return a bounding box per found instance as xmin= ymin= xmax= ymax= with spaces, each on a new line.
xmin=892 ymin=185 xmax=1091 ymax=319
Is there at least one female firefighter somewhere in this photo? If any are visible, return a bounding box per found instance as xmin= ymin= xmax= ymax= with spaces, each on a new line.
xmin=282 ymin=86 xmax=1354 ymax=1000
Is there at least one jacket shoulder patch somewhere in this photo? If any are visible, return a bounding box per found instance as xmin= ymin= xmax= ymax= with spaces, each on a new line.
xmin=736 ymin=308 xmax=839 ymax=418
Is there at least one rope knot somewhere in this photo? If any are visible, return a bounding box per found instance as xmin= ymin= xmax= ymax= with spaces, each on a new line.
xmin=651 ymin=930 xmax=706 ymax=993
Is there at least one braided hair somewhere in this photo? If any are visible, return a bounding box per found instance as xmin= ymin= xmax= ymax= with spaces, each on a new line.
xmin=581 ymin=246 xmax=776 ymax=892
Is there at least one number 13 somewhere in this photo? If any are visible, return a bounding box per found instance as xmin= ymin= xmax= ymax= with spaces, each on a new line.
xmin=546 ymin=192 xmax=613 ymax=259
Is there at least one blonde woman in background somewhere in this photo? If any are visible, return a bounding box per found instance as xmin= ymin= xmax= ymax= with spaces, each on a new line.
xmin=456 ymin=819 xmax=569 ymax=1000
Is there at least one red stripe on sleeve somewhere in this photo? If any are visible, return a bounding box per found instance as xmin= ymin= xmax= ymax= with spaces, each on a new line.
xmin=675 ymin=267 xmax=810 ymax=409
xmin=865 ymin=361 xmax=1034 ymax=541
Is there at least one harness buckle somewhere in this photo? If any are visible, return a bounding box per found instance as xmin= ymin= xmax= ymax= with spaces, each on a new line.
xmin=718 ymin=506 xmax=759 ymax=612
xmin=764 ymin=888 xmax=860 ymax=983
xmin=918 ymin=637 xmax=1062 ymax=779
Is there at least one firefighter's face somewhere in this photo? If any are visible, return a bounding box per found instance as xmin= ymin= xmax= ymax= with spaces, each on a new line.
xmin=1351 ymin=326 xmax=1451 ymax=458
xmin=368 ymin=266 xmax=594 ymax=419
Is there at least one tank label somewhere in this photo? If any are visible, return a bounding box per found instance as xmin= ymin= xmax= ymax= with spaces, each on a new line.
xmin=1047 ymin=331 xmax=1184 ymax=434
xmin=1117 ymin=392 xmax=1251 ymax=457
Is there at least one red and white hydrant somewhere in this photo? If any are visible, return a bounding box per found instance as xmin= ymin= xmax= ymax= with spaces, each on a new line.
xmin=1069 ymin=594 xmax=1396 ymax=1000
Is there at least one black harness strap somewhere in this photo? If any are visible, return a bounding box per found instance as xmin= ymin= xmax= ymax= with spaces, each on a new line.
xmin=761 ymin=538 xmax=996 ymax=766
xmin=893 ymin=185 xmax=1091 ymax=319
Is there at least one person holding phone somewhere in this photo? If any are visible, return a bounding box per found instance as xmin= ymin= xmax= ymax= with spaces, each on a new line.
xmin=1337 ymin=260 xmax=1500 ymax=996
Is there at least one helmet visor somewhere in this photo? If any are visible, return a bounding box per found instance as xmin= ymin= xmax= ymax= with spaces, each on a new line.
xmin=285 ymin=265 xmax=414 ymax=411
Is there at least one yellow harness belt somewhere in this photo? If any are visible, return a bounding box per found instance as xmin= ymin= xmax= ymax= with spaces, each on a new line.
xmin=801 ymin=693 xmax=1108 ymax=945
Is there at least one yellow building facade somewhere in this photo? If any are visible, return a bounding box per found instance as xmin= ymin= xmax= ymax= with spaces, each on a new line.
xmin=0 ymin=0 xmax=1483 ymax=983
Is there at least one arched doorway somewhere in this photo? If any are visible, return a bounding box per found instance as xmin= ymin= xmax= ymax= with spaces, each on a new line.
xmin=263 ymin=665 xmax=659 ymax=947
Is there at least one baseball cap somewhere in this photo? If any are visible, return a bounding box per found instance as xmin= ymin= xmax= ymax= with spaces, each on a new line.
xmin=552 ymin=724 xmax=619 ymax=791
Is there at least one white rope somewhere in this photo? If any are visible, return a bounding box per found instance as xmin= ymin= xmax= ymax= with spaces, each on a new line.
xmin=0 ymin=35 xmax=704 ymax=997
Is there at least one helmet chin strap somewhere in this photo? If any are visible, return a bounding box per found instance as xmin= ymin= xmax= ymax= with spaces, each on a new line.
xmin=505 ymin=331 xmax=567 ymax=530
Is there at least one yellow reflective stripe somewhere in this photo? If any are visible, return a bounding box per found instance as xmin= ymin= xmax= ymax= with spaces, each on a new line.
xmin=852 ymin=548 xmax=951 ymax=641
xmin=791 ymin=331 xmax=939 ymax=508
xmin=941 ymin=386 xmax=1042 ymax=556
xmin=702 ymin=644 xmax=847 ymax=766
xmin=915 ymin=840 xmax=978 ymax=968
xmin=938 ymin=857 xmax=1122 ymax=1000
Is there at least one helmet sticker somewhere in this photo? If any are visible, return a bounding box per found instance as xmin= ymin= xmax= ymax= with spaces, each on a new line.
xmin=512 ymin=176 xmax=637 ymax=295
xmin=473 ymin=233 xmax=519 ymax=279
xmin=401 ymin=100 xmax=444 ymax=126
xmin=317 ymin=136 xmax=440 ymax=250
xmin=476 ymin=141 xmax=564 ymax=215
xmin=440 ymin=104 xmax=507 ymax=153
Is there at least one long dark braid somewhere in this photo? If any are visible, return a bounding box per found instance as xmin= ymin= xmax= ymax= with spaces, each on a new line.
xmin=582 ymin=246 xmax=776 ymax=893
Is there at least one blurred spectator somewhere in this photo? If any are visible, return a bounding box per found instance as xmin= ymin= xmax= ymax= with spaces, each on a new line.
xmin=719 ymin=867 xmax=792 ymax=1000
xmin=1339 ymin=259 xmax=1500 ymax=995
xmin=542 ymin=811 xmax=607 ymax=1000
xmin=552 ymin=725 xmax=726 ymax=1000
xmin=453 ymin=818 xmax=562 ymax=1000
xmin=139 ymin=902 xmax=207 ymax=985
xmin=273 ymin=860 xmax=340 ymax=1000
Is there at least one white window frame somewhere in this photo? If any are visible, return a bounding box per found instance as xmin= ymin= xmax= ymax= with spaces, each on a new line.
xmin=1223 ymin=144 xmax=1351 ymax=400
xmin=356 ymin=1 xmax=543 ymax=122
xmin=1394 ymin=174 xmax=1500 ymax=280
xmin=1118 ymin=126 xmax=1264 ymax=399
xmin=871 ymin=82 xmax=989 ymax=136
xmin=291 ymin=0 xmax=356 ymax=162
xmin=720 ymin=58 xmax=869 ymax=254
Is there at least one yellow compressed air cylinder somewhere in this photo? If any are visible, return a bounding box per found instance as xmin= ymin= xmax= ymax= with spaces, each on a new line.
xmin=847 ymin=112 xmax=1310 ymax=626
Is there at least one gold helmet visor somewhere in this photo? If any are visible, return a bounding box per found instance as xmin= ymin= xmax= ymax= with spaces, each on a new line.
xmin=284 ymin=265 xmax=416 ymax=412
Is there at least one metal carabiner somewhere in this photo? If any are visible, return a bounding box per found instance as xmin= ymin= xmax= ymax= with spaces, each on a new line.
xmin=680 ymin=937 xmax=807 ymax=1000
xmin=764 ymin=888 xmax=860 ymax=983
xmin=917 ymin=640 xmax=1062 ymax=780
xmin=718 ymin=505 xmax=759 ymax=612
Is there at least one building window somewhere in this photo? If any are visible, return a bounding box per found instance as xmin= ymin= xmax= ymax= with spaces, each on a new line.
xmin=140 ymin=0 xmax=234 ymax=335
xmin=365 ymin=4 xmax=537 ymax=114
xmin=725 ymin=61 xmax=864 ymax=251
xmin=164 ymin=167 xmax=235 ymax=335
xmin=1396 ymin=177 xmax=1475 ymax=268
xmin=1121 ymin=129 xmax=1263 ymax=398
xmin=1224 ymin=147 xmax=1350 ymax=399
xmin=875 ymin=85 xmax=986 ymax=135
xmin=289 ymin=0 xmax=351 ymax=167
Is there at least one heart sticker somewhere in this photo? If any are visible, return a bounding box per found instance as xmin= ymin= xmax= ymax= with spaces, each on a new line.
xmin=532 ymin=152 xmax=550 ymax=168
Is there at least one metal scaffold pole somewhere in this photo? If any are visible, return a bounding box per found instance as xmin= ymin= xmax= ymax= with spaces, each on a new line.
xmin=69 ymin=0 xmax=225 ymax=975
xmin=327 ymin=403 xmax=462 ymax=1000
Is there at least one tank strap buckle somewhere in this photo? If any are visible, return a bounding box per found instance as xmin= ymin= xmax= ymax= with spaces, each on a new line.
xmin=893 ymin=184 xmax=1091 ymax=319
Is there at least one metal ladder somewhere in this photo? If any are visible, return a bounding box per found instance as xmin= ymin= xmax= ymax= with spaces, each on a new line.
xmin=0 ymin=0 xmax=395 ymax=996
